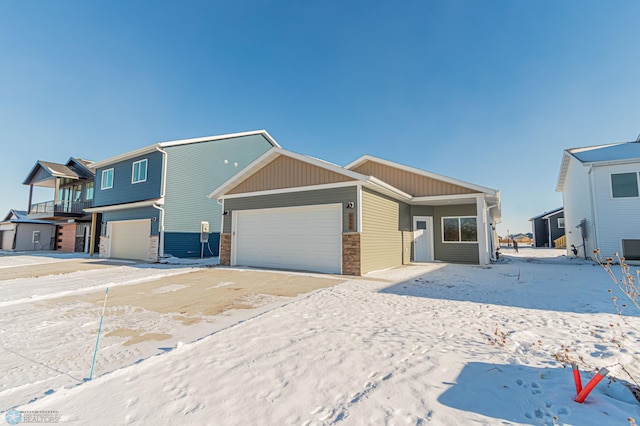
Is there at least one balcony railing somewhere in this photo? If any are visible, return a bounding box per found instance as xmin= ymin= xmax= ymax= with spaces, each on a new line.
xmin=29 ymin=200 xmax=92 ymax=215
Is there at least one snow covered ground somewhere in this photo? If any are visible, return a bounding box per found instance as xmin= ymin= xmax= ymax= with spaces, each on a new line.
xmin=2 ymin=248 xmax=639 ymax=425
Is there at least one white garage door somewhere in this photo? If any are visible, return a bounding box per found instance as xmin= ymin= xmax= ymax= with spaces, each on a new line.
xmin=233 ymin=204 xmax=342 ymax=274
xmin=108 ymin=219 xmax=151 ymax=261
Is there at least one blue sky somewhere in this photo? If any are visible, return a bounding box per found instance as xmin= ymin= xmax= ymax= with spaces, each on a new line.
xmin=1 ymin=1 xmax=639 ymax=235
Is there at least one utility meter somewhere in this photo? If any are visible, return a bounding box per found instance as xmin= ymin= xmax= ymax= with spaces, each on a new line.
xmin=200 ymin=221 xmax=210 ymax=243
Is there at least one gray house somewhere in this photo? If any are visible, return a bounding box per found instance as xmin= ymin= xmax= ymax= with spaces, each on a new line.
xmin=0 ymin=210 xmax=55 ymax=251
xmin=21 ymin=158 xmax=96 ymax=253
xmin=209 ymin=148 xmax=501 ymax=275
xmin=529 ymin=207 xmax=565 ymax=248
xmin=85 ymin=130 xmax=280 ymax=261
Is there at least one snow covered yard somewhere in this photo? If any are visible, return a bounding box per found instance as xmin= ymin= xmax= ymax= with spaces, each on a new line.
xmin=2 ymin=249 xmax=640 ymax=425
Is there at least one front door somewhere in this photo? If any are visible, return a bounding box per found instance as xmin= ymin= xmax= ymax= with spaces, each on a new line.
xmin=413 ymin=216 xmax=434 ymax=262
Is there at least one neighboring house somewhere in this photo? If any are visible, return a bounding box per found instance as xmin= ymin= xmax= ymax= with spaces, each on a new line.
xmin=556 ymin=141 xmax=640 ymax=261
xmin=209 ymin=148 xmax=501 ymax=275
xmin=0 ymin=210 xmax=55 ymax=251
xmin=511 ymin=233 xmax=533 ymax=245
xmin=84 ymin=130 xmax=280 ymax=262
xmin=22 ymin=158 xmax=96 ymax=252
xmin=529 ymin=207 xmax=564 ymax=248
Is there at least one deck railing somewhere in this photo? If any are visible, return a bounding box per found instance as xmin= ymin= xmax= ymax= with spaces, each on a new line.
xmin=29 ymin=200 xmax=92 ymax=215
xmin=554 ymin=235 xmax=566 ymax=249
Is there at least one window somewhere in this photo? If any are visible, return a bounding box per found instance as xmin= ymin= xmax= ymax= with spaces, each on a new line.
xmin=132 ymin=159 xmax=147 ymax=184
xmin=101 ymin=168 xmax=114 ymax=189
xmin=622 ymin=239 xmax=640 ymax=261
xmin=416 ymin=220 xmax=427 ymax=230
xmin=558 ymin=218 xmax=565 ymax=228
xmin=86 ymin=182 xmax=94 ymax=200
xmin=611 ymin=172 xmax=639 ymax=198
xmin=442 ymin=216 xmax=477 ymax=242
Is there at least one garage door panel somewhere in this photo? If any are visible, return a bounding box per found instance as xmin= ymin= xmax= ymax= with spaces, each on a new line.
xmin=234 ymin=204 xmax=342 ymax=274
xmin=109 ymin=219 xmax=151 ymax=261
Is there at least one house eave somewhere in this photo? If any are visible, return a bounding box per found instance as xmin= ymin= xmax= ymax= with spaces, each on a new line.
xmin=90 ymin=130 xmax=281 ymax=170
xmin=84 ymin=198 xmax=164 ymax=213
xmin=345 ymin=154 xmax=499 ymax=195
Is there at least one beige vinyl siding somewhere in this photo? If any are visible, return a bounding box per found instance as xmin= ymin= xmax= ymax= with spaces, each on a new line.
xmin=223 ymin=186 xmax=358 ymax=233
xmin=361 ymin=187 xmax=411 ymax=274
xmin=434 ymin=204 xmax=479 ymax=263
xmin=352 ymin=161 xmax=476 ymax=196
xmin=228 ymin=156 xmax=355 ymax=195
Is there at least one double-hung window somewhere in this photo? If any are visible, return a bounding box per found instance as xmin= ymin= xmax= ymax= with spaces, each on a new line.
xmin=442 ymin=216 xmax=478 ymax=242
xmin=132 ymin=159 xmax=147 ymax=184
xmin=611 ymin=172 xmax=639 ymax=198
xmin=101 ymin=168 xmax=114 ymax=190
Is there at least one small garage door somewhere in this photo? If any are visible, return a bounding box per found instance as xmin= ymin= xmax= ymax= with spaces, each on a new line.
xmin=233 ymin=204 xmax=342 ymax=274
xmin=108 ymin=219 xmax=151 ymax=261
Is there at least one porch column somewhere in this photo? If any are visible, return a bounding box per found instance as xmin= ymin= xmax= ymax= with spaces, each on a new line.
xmin=89 ymin=212 xmax=97 ymax=257
xmin=28 ymin=185 xmax=33 ymax=213
xmin=476 ymin=194 xmax=489 ymax=266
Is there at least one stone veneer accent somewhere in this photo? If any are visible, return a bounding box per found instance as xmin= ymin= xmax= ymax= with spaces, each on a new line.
xmin=220 ymin=233 xmax=231 ymax=266
xmin=342 ymin=232 xmax=361 ymax=276
xmin=148 ymin=236 xmax=159 ymax=263
xmin=98 ymin=235 xmax=159 ymax=262
xmin=99 ymin=236 xmax=108 ymax=258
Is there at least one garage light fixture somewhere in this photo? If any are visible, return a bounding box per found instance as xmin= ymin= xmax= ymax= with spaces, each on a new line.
xmin=346 ymin=202 xmax=355 ymax=209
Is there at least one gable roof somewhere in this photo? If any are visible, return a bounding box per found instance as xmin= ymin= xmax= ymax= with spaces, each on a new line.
xmin=3 ymin=210 xmax=26 ymax=221
xmin=345 ymin=155 xmax=499 ymax=196
xmin=22 ymin=157 xmax=94 ymax=186
xmin=1 ymin=209 xmax=52 ymax=225
xmin=89 ymin=130 xmax=281 ymax=169
xmin=556 ymin=141 xmax=640 ymax=191
xmin=529 ymin=207 xmax=563 ymax=221
xmin=208 ymin=147 xmax=411 ymax=200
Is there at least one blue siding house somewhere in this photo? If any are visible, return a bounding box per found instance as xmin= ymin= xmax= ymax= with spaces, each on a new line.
xmin=85 ymin=131 xmax=280 ymax=261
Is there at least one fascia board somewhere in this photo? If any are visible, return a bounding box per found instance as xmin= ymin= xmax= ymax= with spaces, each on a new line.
xmin=209 ymin=148 xmax=369 ymax=199
xmin=345 ymin=155 xmax=498 ymax=195
xmin=84 ymin=198 xmax=164 ymax=213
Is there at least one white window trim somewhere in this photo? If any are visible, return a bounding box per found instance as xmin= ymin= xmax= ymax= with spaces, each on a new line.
xmin=101 ymin=168 xmax=114 ymax=190
xmin=557 ymin=217 xmax=565 ymax=229
xmin=610 ymin=171 xmax=640 ymax=199
xmin=442 ymin=216 xmax=478 ymax=244
xmin=132 ymin=159 xmax=148 ymax=184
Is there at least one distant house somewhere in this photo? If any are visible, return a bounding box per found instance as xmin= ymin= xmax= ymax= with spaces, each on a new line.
xmin=0 ymin=210 xmax=55 ymax=251
xmin=556 ymin=141 xmax=640 ymax=261
xmin=529 ymin=207 xmax=564 ymax=247
xmin=22 ymin=158 xmax=96 ymax=253
xmin=85 ymin=130 xmax=280 ymax=262
xmin=209 ymin=148 xmax=501 ymax=275
xmin=511 ymin=233 xmax=533 ymax=245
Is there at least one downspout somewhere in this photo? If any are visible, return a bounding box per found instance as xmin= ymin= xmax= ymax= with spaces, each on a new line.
xmin=152 ymin=204 xmax=165 ymax=258
xmin=587 ymin=165 xmax=599 ymax=257
xmin=547 ymin=218 xmax=552 ymax=248
xmin=476 ymin=194 xmax=488 ymax=266
xmin=217 ymin=198 xmax=225 ymax=238
xmin=486 ymin=203 xmax=499 ymax=261
xmin=154 ymin=146 xmax=168 ymax=258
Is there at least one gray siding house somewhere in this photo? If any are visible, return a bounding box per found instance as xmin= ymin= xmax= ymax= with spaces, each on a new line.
xmin=529 ymin=207 xmax=564 ymax=248
xmin=85 ymin=131 xmax=280 ymax=261
xmin=21 ymin=158 xmax=97 ymax=253
xmin=0 ymin=210 xmax=55 ymax=252
xmin=209 ymin=148 xmax=501 ymax=275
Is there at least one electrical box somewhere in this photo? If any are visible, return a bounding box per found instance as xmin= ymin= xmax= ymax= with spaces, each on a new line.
xmin=200 ymin=221 xmax=209 ymax=243
xmin=32 ymin=231 xmax=40 ymax=244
